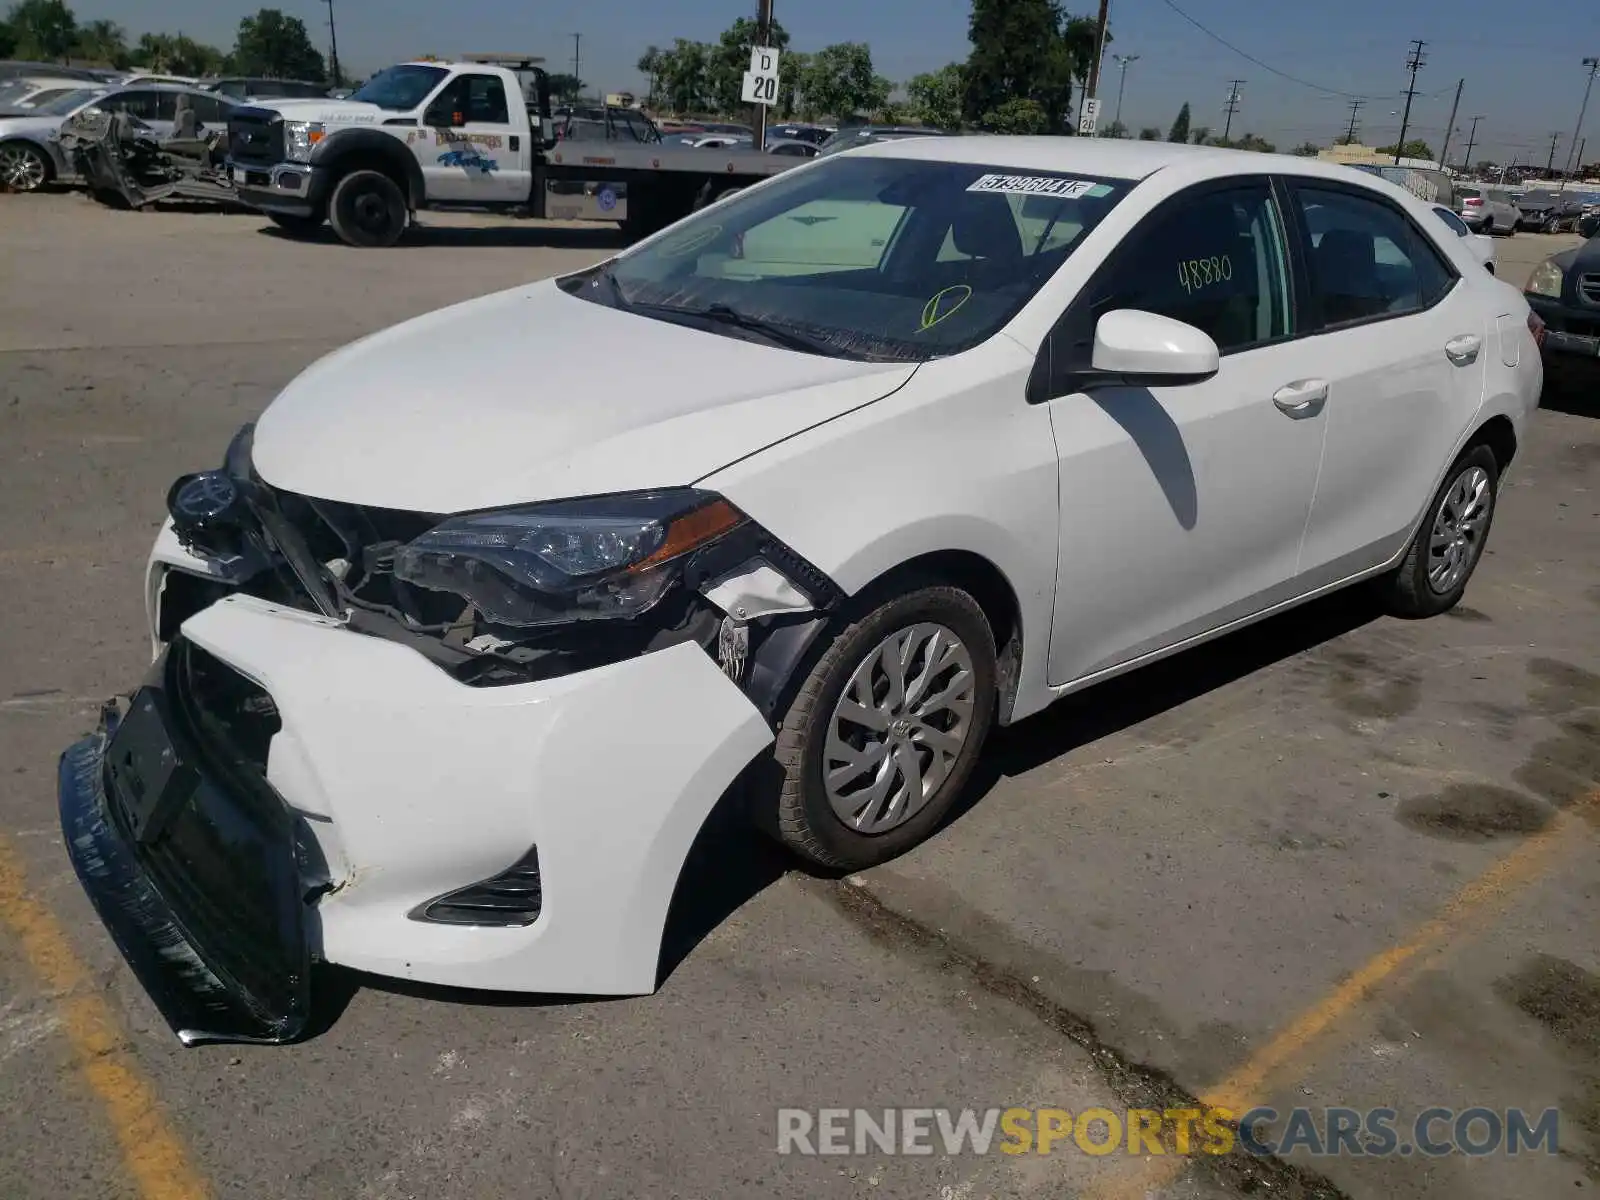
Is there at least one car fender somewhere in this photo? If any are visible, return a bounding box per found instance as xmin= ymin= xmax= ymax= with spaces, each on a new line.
xmin=312 ymin=127 xmax=424 ymax=206
xmin=701 ymin=338 xmax=1063 ymax=723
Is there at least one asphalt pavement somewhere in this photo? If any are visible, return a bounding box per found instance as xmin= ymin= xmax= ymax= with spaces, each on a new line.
xmin=0 ymin=195 xmax=1595 ymax=1200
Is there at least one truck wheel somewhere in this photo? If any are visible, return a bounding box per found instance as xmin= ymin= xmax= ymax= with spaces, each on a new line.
xmin=327 ymin=170 xmax=407 ymax=248
xmin=267 ymin=212 xmax=324 ymax=237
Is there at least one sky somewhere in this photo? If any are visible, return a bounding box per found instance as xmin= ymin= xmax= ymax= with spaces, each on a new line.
xmin=66 ymin=0 xmax=1600 ymax=166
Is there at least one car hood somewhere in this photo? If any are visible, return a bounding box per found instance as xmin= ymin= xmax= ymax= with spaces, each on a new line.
xmin=251 ymin=278 xmax=917 ymax=513
xmin=248 ymin=98 xmax=387 ymax=124
xmin=0 ymin=114 xmax=61 ymax=136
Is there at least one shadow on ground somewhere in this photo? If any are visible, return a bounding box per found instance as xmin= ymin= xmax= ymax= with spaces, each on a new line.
xmin=1541 ymin=366 xmax=1599 ymax=419
xmin=258 ymin=221 xmax=630 ymax=252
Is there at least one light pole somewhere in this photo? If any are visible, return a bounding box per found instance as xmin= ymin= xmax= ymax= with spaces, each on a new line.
xmin=1112 ymin=53 xmax=1139 ymax=128
xmin=325 ymin=0 xmax=341 ymax=88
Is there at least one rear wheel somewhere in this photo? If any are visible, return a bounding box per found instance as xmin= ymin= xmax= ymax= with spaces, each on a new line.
xmin=769 ymin=583 xmax=997 ymax=870
xmin=1376 ymin=444 xmax=1499 ymax=618
xmin=0 ymin=140 xmax=50 ymax=192
xmin=267 ymin=212 xmax=324 ymax=237
xmin=327 ymin=169 xmax=407 ymax=248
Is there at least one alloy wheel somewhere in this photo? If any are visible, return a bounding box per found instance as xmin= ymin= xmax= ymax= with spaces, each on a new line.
xmin=0 ymin=144 xmax=46 ymax=191
xmin=823 ymin=622 xmax=977 ymax=835
xmin=1427 ymin=465 xmax=1493 ymax=594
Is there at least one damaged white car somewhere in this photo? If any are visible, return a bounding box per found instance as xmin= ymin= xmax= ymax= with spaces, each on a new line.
xmin=60 ymin=137 xmax=1542 ymax=1045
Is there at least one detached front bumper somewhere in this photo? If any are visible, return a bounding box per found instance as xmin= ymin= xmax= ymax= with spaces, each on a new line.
xmin=229 ymin=162 xmax=327 ymax=218
xmin=60 ymin=592 xmax=774 ymax=1045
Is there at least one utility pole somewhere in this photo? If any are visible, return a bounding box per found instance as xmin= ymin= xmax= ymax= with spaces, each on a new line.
xmin=1221 ymin=80 xmax=1244 ymax=141
xmin=1437 ymin=77 xmax=1463 ymax=167
xmin=1545 ymin=131 xmax=1561 ymax=176
xmin=1460 ymin=114 xmax=1483 ymax=172
xmin=1343 ymin=98 xmax=1363 ymax=144
xmin=1557 ymin=56 xmax=1598 ymax=188
xmin=755 ymin=0 xmax=773 ymax=149
xmin=325 ymin=0 xmax=341 ymax=88
xmin=571 ymin=32 xmax=582 ymax=97
xmin=1393 ymin=39 xmax=1426 ymax=164
xmin=1112 ymin=53 xmax=1139 ymax=126
xmin=1086 ymin=0 xmax=1112 ymax=106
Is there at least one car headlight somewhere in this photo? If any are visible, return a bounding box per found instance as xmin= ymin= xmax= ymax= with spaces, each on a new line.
xmin=1526 ymin=258 xmax=1565 ymax=299
xmin=283 ymin=120 xmax=325 ymax=163
xmin=393 ymin=489 xmax=747 ymax=626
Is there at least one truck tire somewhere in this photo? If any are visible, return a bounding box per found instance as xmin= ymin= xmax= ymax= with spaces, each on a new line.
xmin=327 ymin=169 xmax=407 ymax=248
xmin=268 ymin=213 xmax=324 ymax=238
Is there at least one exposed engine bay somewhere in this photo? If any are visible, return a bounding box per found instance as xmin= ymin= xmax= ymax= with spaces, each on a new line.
xmin=62 ymin=108 xmax=237 ymax=211
xmin=158 ymin=424 xmax=844 ymax=715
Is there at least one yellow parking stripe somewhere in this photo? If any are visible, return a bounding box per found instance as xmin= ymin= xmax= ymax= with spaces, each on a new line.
xmin=1088 ymin=786 xmax=1600 ymax=1200
xmin=0 ymin=837 xmax=209 ymax=1200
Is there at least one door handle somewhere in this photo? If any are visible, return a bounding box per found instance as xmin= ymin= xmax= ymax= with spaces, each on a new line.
xmin=1445 ymin=334 xmax=1483 ymax=364
xmin=1272 ymin=379 xmax=1329 ymax=415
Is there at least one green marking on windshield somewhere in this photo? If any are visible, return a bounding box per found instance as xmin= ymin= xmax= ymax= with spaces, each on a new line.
xmin=920 ymin=285 xmax=973 ymax=331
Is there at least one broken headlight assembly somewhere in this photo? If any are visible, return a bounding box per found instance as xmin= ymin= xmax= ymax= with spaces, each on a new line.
xmin=392 ymin=490 xmax=748 ymax=627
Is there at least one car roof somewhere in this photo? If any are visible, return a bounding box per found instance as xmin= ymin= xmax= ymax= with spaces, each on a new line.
xmin=852 ymin=134 xmax=1465 ymax=193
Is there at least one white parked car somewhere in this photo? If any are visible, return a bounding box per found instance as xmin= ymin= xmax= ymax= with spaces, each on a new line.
xmin=1432 ymin=203 xmax=1497 ymax=273
xmin=59 ymin=137 xmax=1543 ymax=1045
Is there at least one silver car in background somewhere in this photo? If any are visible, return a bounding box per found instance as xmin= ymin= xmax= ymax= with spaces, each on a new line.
xmin=0 ymin=83 xmax=233 ymax=192
xmin=1456 ymin=184 xmax=1521 ymax=235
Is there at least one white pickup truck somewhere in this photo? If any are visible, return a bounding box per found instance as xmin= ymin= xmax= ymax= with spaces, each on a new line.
xmin=226 ymin=55 xmax=801 ymax=247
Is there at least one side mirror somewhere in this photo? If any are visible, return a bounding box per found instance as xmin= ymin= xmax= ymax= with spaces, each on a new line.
xmin=1090 ymin=309 xmax=1220 ymax=385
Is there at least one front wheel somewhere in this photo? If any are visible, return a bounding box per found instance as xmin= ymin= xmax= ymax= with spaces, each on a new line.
xmin=1377 ymin=444 xmax=1499 ymax=618
xmin=769 ymin=584 xmax=997 ymax=870
xmin=267 ymin=212 xmax=324 ymax=237
xmin=0 ymin=140 xmax=50 ymax=192
xmin=327 ymin=169 xmax=407 ymax=248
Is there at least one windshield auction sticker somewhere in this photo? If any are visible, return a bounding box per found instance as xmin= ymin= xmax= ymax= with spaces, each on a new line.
xmin=967 ymin=174 xmax=1112 ymax=198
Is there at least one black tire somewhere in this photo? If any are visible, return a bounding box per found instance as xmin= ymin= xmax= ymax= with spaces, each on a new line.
xmin=327 ymin=169 xmax=407 ymax=248
xmin=769 ymin=583 xmax=998 ymax=870
xmin=1377 ymin=444 xmax=1499 ymax=619
xmin=268 ymin=212 xmax=324 ymax=237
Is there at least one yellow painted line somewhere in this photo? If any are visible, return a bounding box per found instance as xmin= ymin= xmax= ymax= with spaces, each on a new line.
xmin=0 ymin=836 xmax=209 ymax=1200
xmin=1087 ymin=786 xmax=1600 ymax=1200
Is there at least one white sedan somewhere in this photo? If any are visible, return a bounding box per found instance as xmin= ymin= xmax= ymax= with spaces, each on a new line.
xmin=59 ymin=137 xmax=1544 ymax=1045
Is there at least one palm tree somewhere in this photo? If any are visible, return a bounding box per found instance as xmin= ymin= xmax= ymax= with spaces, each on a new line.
xmin=636 ymin=45 xmax=663 ymax=108
xmin=75 ymin=18 xmax=128 ymax=68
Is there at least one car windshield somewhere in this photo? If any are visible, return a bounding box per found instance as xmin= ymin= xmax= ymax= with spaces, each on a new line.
xmin=349 ymin=65 xmax=446 ymax=111
xmin=35 ymin=88 xmax=105 ymax=116
xmin=568 ymin=155 xmax=1135 ymax=362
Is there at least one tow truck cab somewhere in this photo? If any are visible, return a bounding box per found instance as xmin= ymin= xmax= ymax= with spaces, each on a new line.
xmin=226 ymin=56 xmax=555 ymax=241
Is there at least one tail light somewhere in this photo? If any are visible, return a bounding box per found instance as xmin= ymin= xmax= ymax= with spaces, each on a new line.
xmin=1464 ymin=197 xmax=1482 ymax=206
xmin=1528 ymin=311 xmax=1546 ymax=348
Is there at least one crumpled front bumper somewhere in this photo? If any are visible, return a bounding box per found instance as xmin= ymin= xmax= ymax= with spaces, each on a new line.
xmin=60 ymin=592 xmax=775 ymax=1044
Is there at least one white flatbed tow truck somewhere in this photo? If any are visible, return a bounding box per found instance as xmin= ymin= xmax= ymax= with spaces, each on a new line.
xmin=224 ymin=54 xmax=802 ymax=247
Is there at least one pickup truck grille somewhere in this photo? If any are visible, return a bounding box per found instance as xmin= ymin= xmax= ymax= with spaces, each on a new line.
xmin=227 ymin=109 xmax=283 ymax=167
xmin=1579 ymin=274 xmax=1600 ymax=306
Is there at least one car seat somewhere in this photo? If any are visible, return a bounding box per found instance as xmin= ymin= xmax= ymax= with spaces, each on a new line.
xmin=1313 ymin=227 xmax=1381 ymax=325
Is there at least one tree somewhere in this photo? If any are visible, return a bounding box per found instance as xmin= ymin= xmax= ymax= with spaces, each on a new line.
xmin=7 ymin=0 xmax=76 ymax=61
xmin=73 ymin=18 xmax=128 ymax=66
xmin=1333 ymin=131 xmax=1360 ymax=145
xmin=965 ymin=0 xmax=1090 ymax=132
xmin=658 ymin=38 xmax=709 ymax=113
xmin=801 ymin=42 xmax=885 ymax=120
xmin=706 ymin=16 xmax=789 ymax=114
xmin=778 ymin=50 xmax=809 ymax=118
xmin=1101 ymin=119 xmax=1128 ymax=138
xmin=547 ymin=73 xmax=585 ymax=102
xmin=133 ymin=31 xmax=225 ymax=76
xmin=636 ymin=46 xmax=664 ymax=107
xmin=1167 ymin=102 xmax=1191 ymax=144
xmin=1137 ymin=126 xmax=1160 ymax=140
xmin=906 ymin=63 xmax=964 ymax=130
xmin=1473 ymin=160 xmax=1497 ymax=175
xmin=0 ymin=18 xmax=17 ymax=59
xmin=1291 ymin=140 xmax=1321 ymax=156
xmin=1376 ymin=138 xmax=1435 ymax=161
xmin=980 ymin=96 xmax=1049 ymax=134
xmin=233 ymin=8 xmax=325 ymax=81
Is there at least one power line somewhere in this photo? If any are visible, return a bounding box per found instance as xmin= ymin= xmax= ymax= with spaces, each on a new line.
xmin=1154 ymin=0 xmax=1400 ymax=99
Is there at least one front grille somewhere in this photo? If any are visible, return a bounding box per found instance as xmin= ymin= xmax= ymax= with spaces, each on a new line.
xmin=1579 ymin=274 xmax=1600 ymax=306
xmin=227 ymin=109 xmax=283 ymax=167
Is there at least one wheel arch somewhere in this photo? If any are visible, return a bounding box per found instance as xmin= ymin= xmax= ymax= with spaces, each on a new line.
xmin=1469 ymin=413 xmax=1517 ymax=475
xmin=847 ymin=548 xmax=1028 ymax=725
xmin=313 ymin=130 xmax=423 ymax=207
